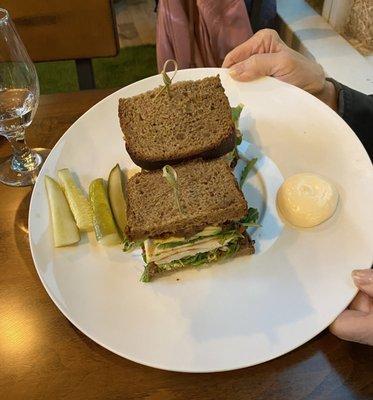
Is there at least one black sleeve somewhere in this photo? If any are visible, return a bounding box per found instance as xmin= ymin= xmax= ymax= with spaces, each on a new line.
xmin=327 ymin=78 xmax=373 ymax=159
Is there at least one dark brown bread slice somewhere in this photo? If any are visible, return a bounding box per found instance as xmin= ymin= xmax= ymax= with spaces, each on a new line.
xmin=118 ymin=75 xmax=235 ymax=170
xmin=126 ymin=129 xmax=236 ymax=171
xmin=126 ymin=158 xmax=248 ymax=241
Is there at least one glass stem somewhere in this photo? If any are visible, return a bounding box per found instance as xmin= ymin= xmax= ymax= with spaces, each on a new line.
xmin=6 ymin=128 xmax=37 ymax=172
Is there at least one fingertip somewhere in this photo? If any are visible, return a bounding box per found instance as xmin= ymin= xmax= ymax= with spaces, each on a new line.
xmin=222 ymin=59 xmax=231 ymax=68
xmin=352 ymin=268 xmax=373 ymax=277
xmin=228 ymin=68 xmax=239 ymax=78
xmin=229 ymin=68 xmax=259 ymax=82
xmin=351 ymin=269 xmax=373 ymax=290
xmin=228 ymin=69 xmax=249 ymax=82
xmin=222 ymin=52 xmax=235 ymax=68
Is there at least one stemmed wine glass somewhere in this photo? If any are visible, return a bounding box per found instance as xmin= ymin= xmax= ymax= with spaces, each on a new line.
xmin=0 ymin=8 xmax=49 ymax=186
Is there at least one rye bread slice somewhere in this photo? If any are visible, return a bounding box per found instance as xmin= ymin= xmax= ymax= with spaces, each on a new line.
xmin=118 ymin=75 xmax=235 ymax=170
xmin=125 ymin=158 xmax=248 ymax=241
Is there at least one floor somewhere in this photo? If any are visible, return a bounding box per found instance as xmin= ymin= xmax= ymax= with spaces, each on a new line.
xmin=114 ymin=0 xmax=156 ymax=48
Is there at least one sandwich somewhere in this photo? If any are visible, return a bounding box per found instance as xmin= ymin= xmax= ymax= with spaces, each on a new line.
xmin=118 ymin=76 xmax=242 ymax=170
xmin=124 ymin=158 xmax=258 ymax=281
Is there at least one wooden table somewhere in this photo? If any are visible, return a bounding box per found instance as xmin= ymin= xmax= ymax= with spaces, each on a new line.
xmin=1 ymin=89 xmax=372 ymax=400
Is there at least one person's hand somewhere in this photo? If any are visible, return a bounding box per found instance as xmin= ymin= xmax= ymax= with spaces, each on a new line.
xmin=222 ymin=29 xmax=337 ymax=110
xmin=330 ymin=269 xmax=373 ymax=346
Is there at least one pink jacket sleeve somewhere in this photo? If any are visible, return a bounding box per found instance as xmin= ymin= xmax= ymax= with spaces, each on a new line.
xmin=156 ymin=0 xmax=253 ymax=72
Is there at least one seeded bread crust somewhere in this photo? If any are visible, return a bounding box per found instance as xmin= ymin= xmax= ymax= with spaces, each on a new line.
xmin=125 ymin=158 xmax=248 ymax=241
xmin=118 ymin=76 xmax=235 ymax=170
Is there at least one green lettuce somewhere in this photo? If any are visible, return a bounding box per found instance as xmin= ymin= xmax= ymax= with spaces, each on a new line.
xmin=231 ymin=104 xmax=244 ymax=127
xmin=123 ymin=237 xmax=142 ymax=252
xmin=240 ymin=157 xmax=257 ymax=188
xmin=231 ymin=105 xmax=244 ymax=147
xmin=235 ymin=131 xmax=243 ymax=146
xmin=240 ymin=207 xmax=260 ymax=228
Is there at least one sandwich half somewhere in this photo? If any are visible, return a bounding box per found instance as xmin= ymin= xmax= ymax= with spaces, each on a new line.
xmin=125 ymin=158 xmax=257 ymax=281
xmin=118 ymin=76 xmax=236 ymax=170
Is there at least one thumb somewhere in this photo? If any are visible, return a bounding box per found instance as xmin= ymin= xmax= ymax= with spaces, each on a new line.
xmin=329 ymin=309 xmax=373 ymax=345
xmin=352 ymin=269 xmax=373 ymax=297
xmin=228 ymin=53 xmax=278 ymax=82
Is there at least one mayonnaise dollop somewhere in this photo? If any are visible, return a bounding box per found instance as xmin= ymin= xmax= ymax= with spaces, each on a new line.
xmin=277 ymin=173 xmax=339 ymax=228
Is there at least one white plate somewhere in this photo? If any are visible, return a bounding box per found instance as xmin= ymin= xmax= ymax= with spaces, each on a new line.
xmin=29 ymin=68 xmax=373 ymax=372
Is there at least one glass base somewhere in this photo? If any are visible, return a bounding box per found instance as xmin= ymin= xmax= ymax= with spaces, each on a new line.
xmin=0 ymin=148 xmax=50 ymax=187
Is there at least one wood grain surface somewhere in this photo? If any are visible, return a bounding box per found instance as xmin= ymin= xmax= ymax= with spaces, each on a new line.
xmin=0 ymin=89 xmax=372 ymax=400
xmin=2 ymin=1 xmax=118 ymax=61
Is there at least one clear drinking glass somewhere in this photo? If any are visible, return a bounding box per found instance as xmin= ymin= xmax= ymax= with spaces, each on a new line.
xmin=0 ymin=8 xmax=49 ymax=186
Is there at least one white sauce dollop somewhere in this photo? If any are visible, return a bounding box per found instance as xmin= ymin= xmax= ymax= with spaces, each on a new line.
xmin=277 ymin=173 xmax=339 ymax=228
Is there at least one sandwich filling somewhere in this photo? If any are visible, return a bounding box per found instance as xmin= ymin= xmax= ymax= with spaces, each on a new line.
xmin=139 ymin=207 xmax=259 ymax=282
xmin=124 ymin=154 xmax=260 ymax=282
xmin=144 ymin=226 xmax=241 ymax=265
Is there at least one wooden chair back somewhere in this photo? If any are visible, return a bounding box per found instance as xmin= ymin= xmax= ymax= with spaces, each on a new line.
xmin=2 ymin=0 xmax=119 ymax=61
xmin=1 ymin=0 xmax=119 ymax=89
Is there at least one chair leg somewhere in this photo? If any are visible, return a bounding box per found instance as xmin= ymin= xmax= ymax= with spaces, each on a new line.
xmin=75 ymin=59 xmax=95 ymax=90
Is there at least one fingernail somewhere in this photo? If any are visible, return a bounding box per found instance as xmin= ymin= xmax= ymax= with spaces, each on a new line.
xmin=352 ymin=269 xmax=373 ymax=285
xmin=229 ymin=65 xmax=243 ymax=77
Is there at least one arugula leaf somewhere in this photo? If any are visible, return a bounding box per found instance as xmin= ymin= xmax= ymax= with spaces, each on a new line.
xmin=123 ymin=237 xmax=142 ymax=252
xmin=240 ymin=207 xmax=260 ymax=228
xmin=240 ymin=157 xmax=257 ymax=188
xmin=141 ymin=269 xmax=151 ymax=283
xmin=231 ymin=104 xmax=244 ymax=127
xmin=235 ymin=129 xmax=243 ymax=146
xmin=227 ymin=104 xmax=244 ymax=166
